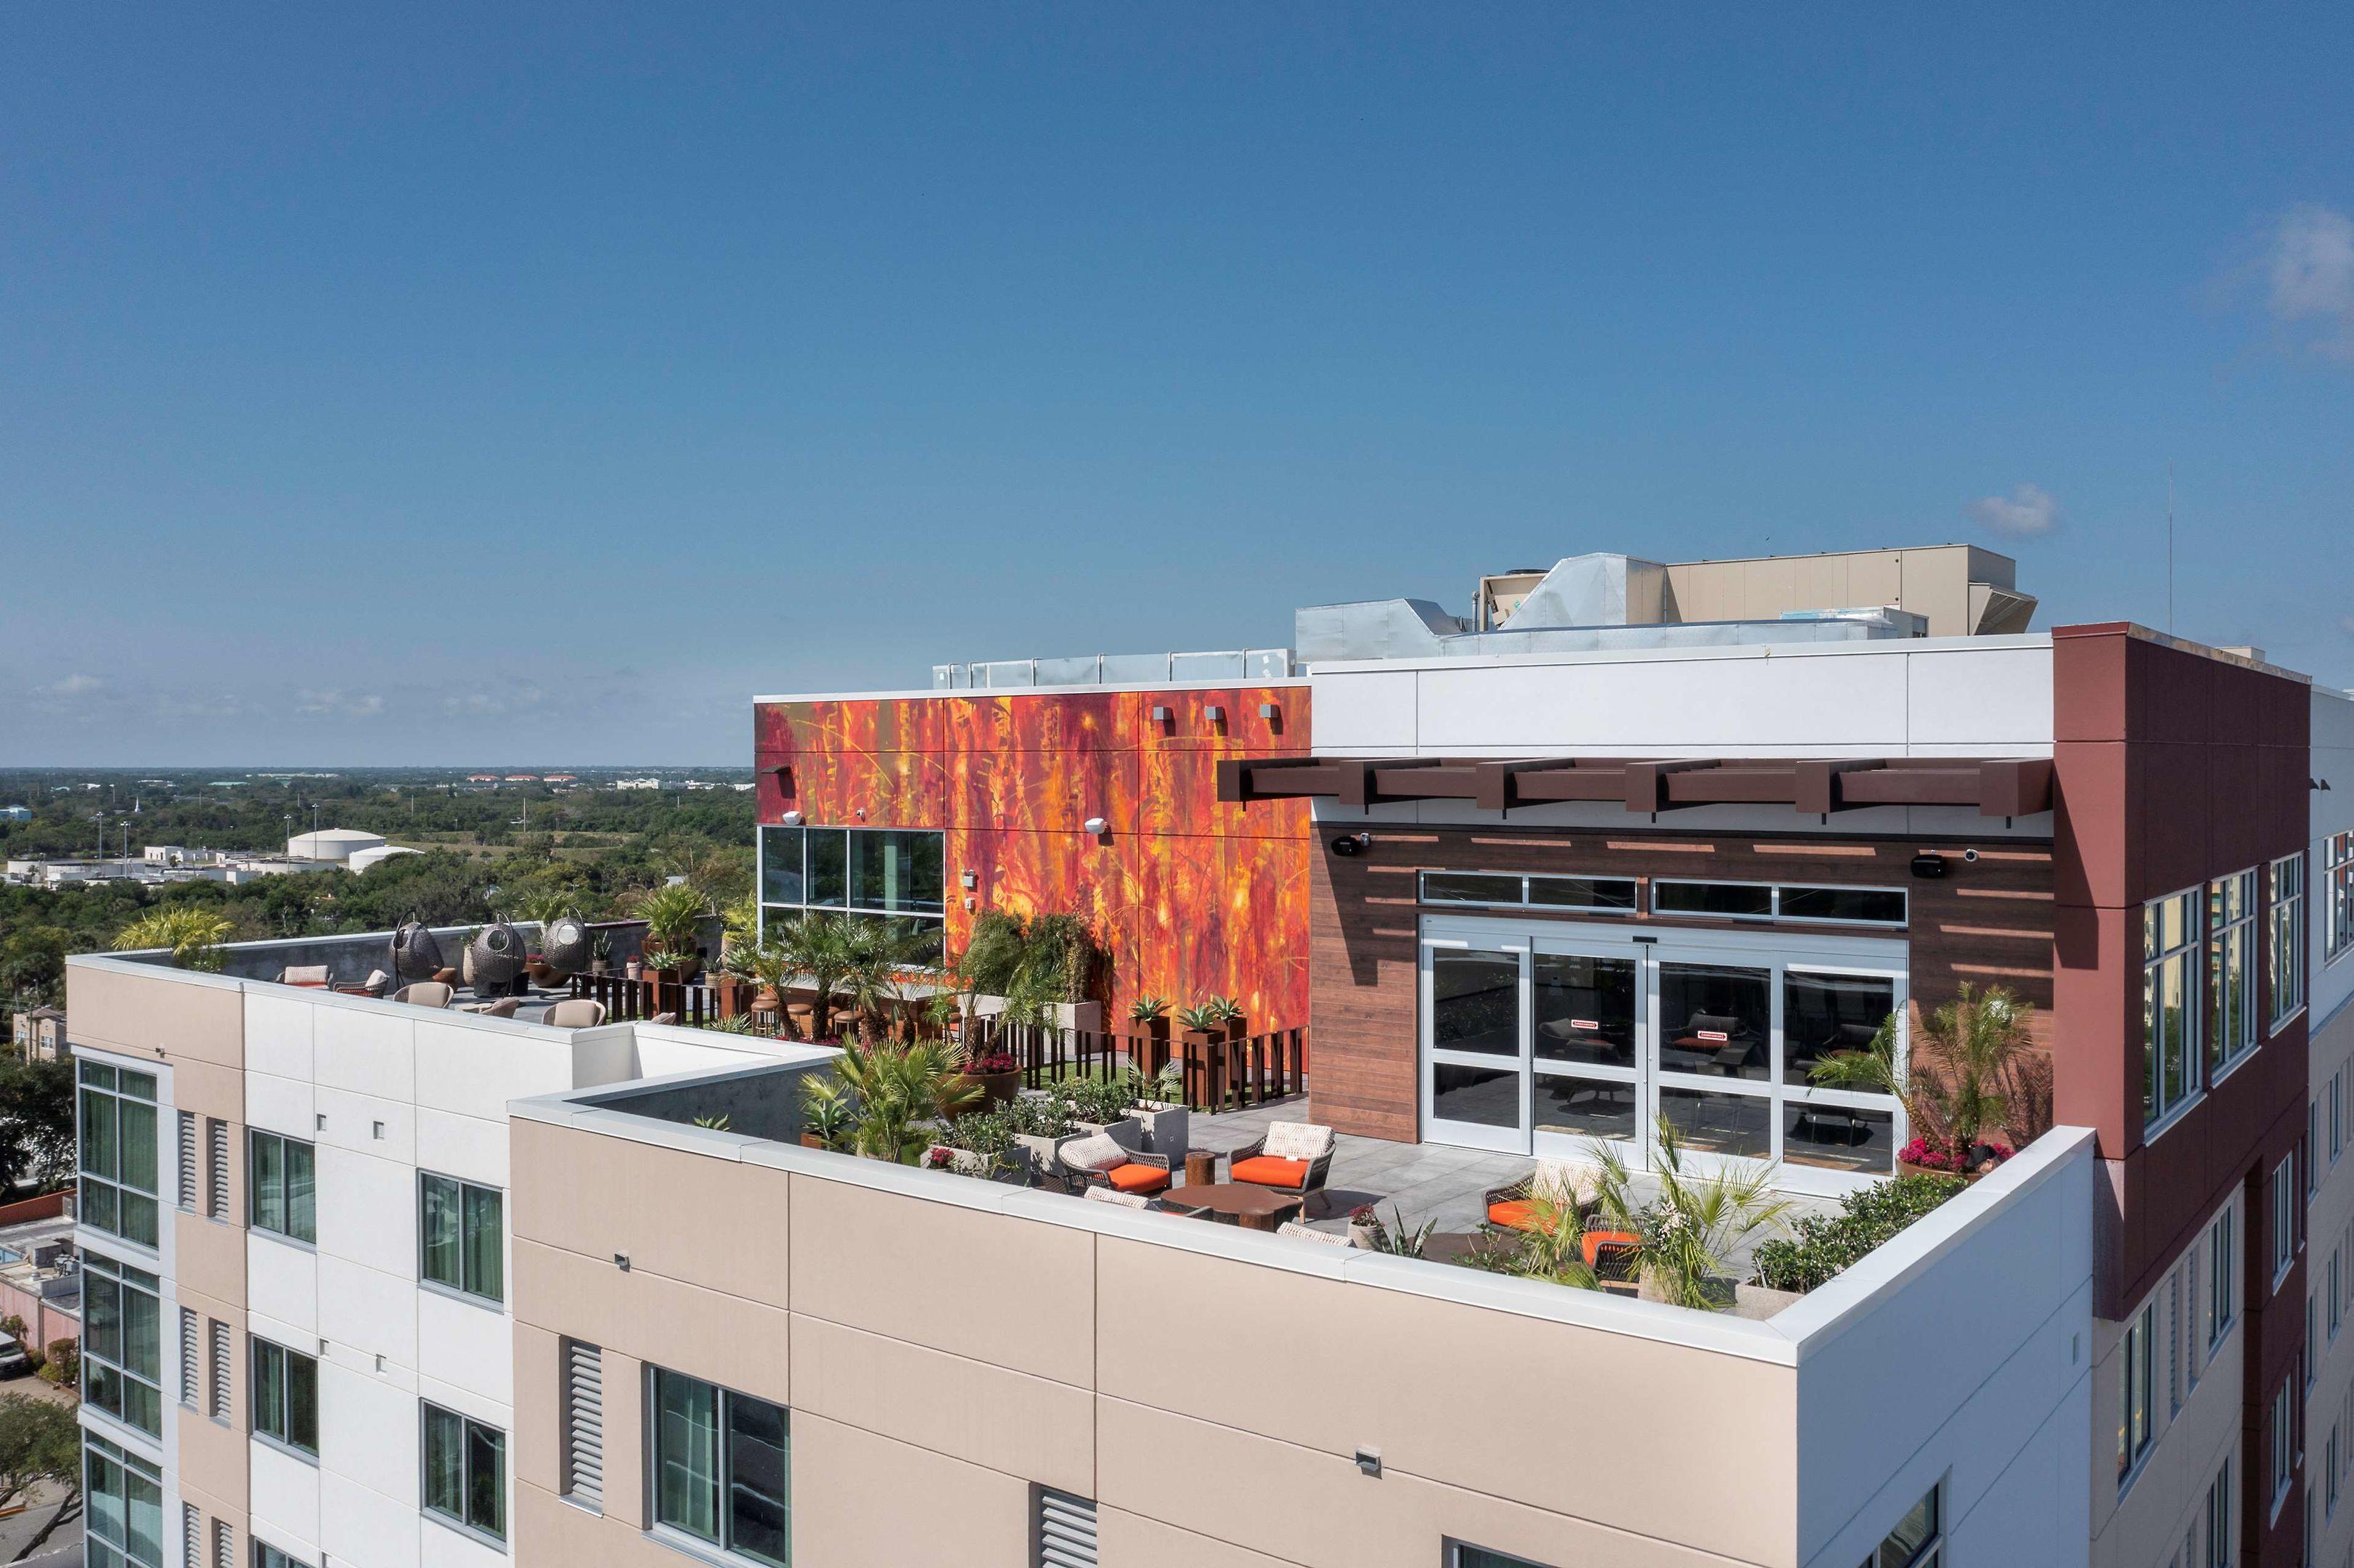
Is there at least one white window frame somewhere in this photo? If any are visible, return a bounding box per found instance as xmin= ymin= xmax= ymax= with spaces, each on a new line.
xmin=2274 ymin=1155 xmax=2300 ymax=1289
xmin=1415 ymin=870 xmax=1639 ymax=916
xmin=2145 ymin=886 xmax=2205 ymax=1135
xmin=2271 ymin=853 xmax=2308 ymax=1034
xmin=2273 ymin=1382 xmax=2296 ymax=1519
xmin=1648 ymin=877 xmax=1910 ymax=928
xmin=2211 ymin=1204 xmax=2239 ymax=1347
xmin=2210 ymin=870 xmax=2260 ymax=1078
xmin=2324 ymin=830 xmax=2354 ymax=966
xmin=2121 ymin=1298 xmax=2159 ymax=1489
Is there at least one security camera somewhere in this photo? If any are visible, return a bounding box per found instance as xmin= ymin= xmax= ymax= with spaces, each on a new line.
xmin=1963 ymin=848 xmax=1979 ymax=863
xmin=1330 ymin=833 xmax=1371 ymax=857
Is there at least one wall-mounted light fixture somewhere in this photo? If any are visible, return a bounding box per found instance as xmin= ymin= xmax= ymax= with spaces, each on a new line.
xmin=960 ymin=869 xmax=978 ymax=890
xmin=1084 ymin=816 xmax=1109 ymax=836
xmin=1204 ymin=704 xmax=1227 ymax=725
xmin=1150 ymin=704 xmax=1173 ymax=724
xmin=780 ymin=809 xmax=804 ymax=826
xmin=1259 ymin=702 xmax=1279 ymax=719
xmin=1909 ymin=852 xmax=1948 ymax=879
xmin=1330 ymin=832 xmax=1372 ymax=857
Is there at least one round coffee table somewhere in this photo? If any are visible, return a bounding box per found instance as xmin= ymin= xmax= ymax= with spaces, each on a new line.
xmin=1158 ymin=1183 xmax=1301 ymax=1231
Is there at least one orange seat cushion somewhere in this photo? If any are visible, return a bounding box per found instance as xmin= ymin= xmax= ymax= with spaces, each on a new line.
xmin=1106 ymin=1164 xmax=1172 ymax=1195
xmin=1487 ymin=1200 xmax=1540 ymax=1231
xmin=1582 ymin=1230 xmax=1640 ymax=1268
xmin=1230 ymin=1156 xmax=1310 ymax=1189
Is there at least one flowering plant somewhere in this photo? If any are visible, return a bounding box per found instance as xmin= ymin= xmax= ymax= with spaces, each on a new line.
xmin=1898 ymin=1136 xmax=2013 ymax=1173
xmin=922 ymin=1146 xmax=957 ymax=1169
xmin=962 ymin=1050 xmax=1019 ymax=1075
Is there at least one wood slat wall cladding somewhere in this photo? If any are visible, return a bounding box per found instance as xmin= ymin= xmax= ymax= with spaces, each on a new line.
xmin=1309 ymin=826 xmax=2056 ymax=1143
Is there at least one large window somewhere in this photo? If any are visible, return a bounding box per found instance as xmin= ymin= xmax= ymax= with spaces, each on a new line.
xmin=2326 ymin=832 xmax=2354 ymax=965
xmin=250 ymin=1337 xmax=318 ymax=1458
xmin=2272 ymin=1382 xmax=2296 ymax=1514
xmin=421 ymin=1402 xmax=506 ymax=1545
xmin=1419 ymin=872 xmax=1637 ymax=914
xmin=248 ymin=1130 xmax=316 ymax=1245
xmin=2271 ymin=854 xmax=2307 ymax=1030
xmin=759 ymin=825 xmax=943 ymax=955
xmin=1856 ymin=1482 xmax=1941 ymax=1568
xmin=83 ymin=1251 xmax=163 ymax=1438
xmin=2143 ymin=889 xmax=2202 ymax=1132
xmin=79 ymin=1060 xmax=160 ymax=1250
xmin=2205 ymin=1451 xmax=2235 ymax=1567
xmin=83 ymin=1432 xmax=164 ymax=1568
xmin=2209 ymin=870 xmax=2258 ymax=1075
xmin=1449 ymin=1549 xmax=1554 ymax=1568
xmin=650 ymin=1368 xmax=790 ymax=1567
xmin=2210 ymin=1206 xmax=2237 ymax=1347
xmin=1652 ymin=880 xmax=1907 ymax=928
xmin=2120 ymin=1299 xmax=2156 ymax=1485
xmin=420 ymin=1174 xmax=504 ymax=1304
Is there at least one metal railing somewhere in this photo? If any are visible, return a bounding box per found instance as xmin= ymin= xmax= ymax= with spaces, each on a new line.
xmin=968 ymin=1019 xmax=1307 ymax=1113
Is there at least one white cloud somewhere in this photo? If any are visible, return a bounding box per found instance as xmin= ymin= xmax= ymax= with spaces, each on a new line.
xmin=296 ymin=688 xmax=386 ymax=719
xmin=1966 ymin=483 xmax=2061 ymax=539
xmin=2264 ymin=203 xmax=2354 ymax=362
xmin=49 ymin=673 xmax=107 ymax=698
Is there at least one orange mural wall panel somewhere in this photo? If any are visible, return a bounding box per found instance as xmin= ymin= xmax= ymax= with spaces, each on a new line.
xmin=753 ymin=685 xmax=1312 ymax=1037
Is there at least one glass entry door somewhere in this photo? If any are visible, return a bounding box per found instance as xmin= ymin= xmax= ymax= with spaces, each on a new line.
xmin=1420 ymin=915 xmax=1910 ymax=1192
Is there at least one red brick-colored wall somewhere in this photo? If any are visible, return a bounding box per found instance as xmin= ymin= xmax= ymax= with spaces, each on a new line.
xmin=753 ymin=685 xmax=1312 ymax=1034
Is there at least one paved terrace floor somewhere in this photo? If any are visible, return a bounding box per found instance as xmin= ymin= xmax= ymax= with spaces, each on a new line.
xmin=1184 ymin=1095 xmax=1841 ymax=1274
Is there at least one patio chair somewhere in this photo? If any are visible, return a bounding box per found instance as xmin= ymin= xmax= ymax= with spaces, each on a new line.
xmin=1227 ymin=1121 xmax=1337 ymax=1215
xmin=1582 ymin=1229 xmax=1640 ymax=1280
xmin=1275 ymin=1220 xmax=1354 ymax=1247
xmin=276 ymin=965 xmax=331 ymax=988
xmin=1054 ymin=1131 xmax=1172 ymax=1199
xmin=650 ymin=1011 xmax=679 ymax=1026
xmin=391 ymin=981 xmax=454 ymax=1009
xmin=462 ymin=997 xmax=520 ymax=1018
xmin=1082 ymin=1185 xmax=1156 ymax=1212
xmin=544 ymin=999 xmax=608 ymax=1029
xmin=1483 ymin=1161 xmax=1603 ymax=1233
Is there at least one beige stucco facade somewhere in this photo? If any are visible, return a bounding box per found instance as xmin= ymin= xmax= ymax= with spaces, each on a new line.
xmin=508 ymin=1092 xmax=2096 ymax=1568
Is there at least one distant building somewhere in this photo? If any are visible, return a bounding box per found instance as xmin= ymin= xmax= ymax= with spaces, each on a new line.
xmin=615 ymin=776 xmax=662 ymax=790
xmin=503 ymin=773 xmax=540 ymax=783
xmin=285 ymin=828 xmax=387 ymax=863
xmin=9 ymin=1005 xmax=65 ymax=1063
xmin=0 ymin=805 xmax=30 ymax=822
xmin=541 ymin=773 xmax=577 ymax=784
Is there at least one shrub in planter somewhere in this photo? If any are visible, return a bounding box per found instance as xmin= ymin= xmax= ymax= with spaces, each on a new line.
xmin=38 ymin=1339 xmax=78 ymax=1387
xmin=1750 ymin=1175 xmax=1964 ymax=1293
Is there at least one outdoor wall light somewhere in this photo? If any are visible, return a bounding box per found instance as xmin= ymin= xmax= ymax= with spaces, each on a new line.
xmin=1084 ymin=816 xmax=1110 ymax=836
xmin=1355 ymin=1448 xmax=1382 ymax=1478
xmin=780 ymin=809 xmax=804 ymax=826
xmin=960 ymin=870 xmax=978 ymax=889
xmin=1259 ymin=703 xmax=1279 ymax=719
xmin=1151 ymin=704 xmax=1173 ymax=724
xmin=1204 ymin=704 xmax=1226 ymax=724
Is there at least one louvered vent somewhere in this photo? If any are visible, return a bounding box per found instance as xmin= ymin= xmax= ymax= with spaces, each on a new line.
xmin=179 ymin=1309 xmax=198 ymax=1405
xmin=212 ymin=1518 xmax=234 ymax=1568
xmin=206 ymin=1119 xmax=229 ymax=1220
xmin=561 ymin=1338 xmax=605 ymax=1507
xmin=177 ymin=1111 xmax=197 ymax=1212
xmin=1037 ymin=1489 xmax=1098 ymax=1567
xmin=182 ymin=1504 xmax=199 ymax=1568
xmin=208 ymin=1319 xmax=232 ymax=1420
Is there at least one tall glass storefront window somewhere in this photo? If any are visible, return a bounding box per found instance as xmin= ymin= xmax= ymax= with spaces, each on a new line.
xmin=83 ymin=1251 xmax=163 ymax=1438
xmin=83 ymin=1432 xmax=163 ymax=1568
xmin=78 ymin=1060 xmax=160 ymax=1250
xmin=759 ymin=825 xmax=944 ymax=957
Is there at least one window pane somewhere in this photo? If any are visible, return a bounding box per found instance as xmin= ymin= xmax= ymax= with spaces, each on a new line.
xmin=254 ymin=1342 xmax=285 ymax=1442
xmin=88 ymin=1275 xmax=122 ymax=1364
xmin=118 ymin=1101 xmax=158 ymax=1195
xmin=655 ymin=1371 xmax=722 ymax=1542
xmin=1532 ymin=954 xmax=1636 ymax=1068
xmin=1420 ymin=872 xmax=1522 ymax=906
xmin=287 ymin=1351 xmax=317 ymax=1454
xmin=850 ymin=830 xmax=943 ymax=915
xmin=726 ymin=1395 xmax=790 ymax=1567
xmin=1532 ymin=1074 xmax=1639 ymax=1142
xmin=466 ymin=1422 xmax=504 ymax=1538
xmin=1784 ymin=1103 xmax=1896 ymax=1173
xmin=424 ymin=1407 xmax=465 ymax=1519
xmin=81 ymin=1177 xmax=117 ymax=1236
xmin=285 ymin=1140 xmax=315 ymax=1244
xmin=1779 ymin=886 xmax=1907 ymax=925
xmin=1877 ymin=1485 xmax=1939 ymax=1567
xmin=120 ymin=1194 xmax=159 ymax=1251
xmin=804 ymin=831 xmax=848 ymax=907
xmin=1527 ymin=875 xmax=1638 ymax=912
xmin=1658 ymin=1086 xmax=1773 ymax=1159
xmin=463 ymin=1185 xmax=504 ymax=1302
xmin=81 ymin=1090 xmax=118 ymax=1180
xmin=251 ymin=1135 xmax=283 ymax=1234
xmin=1782 ymin=971 xmax=1896 ymax=1087
xmin=421 ymin=1176 xmax=462 ymax=1290
xmin=1654 ymin=881 xmax=1773 ymax=919
xmin=1430 ymin=1063 xmax=1519 ymax=1128
xmin=1431 ymin=950 xmax=1520 ymax=1055
xmin=759 ymin=826 xmax=806 ymax=905
xmin=122 ymin=1288 xmax=158 ymax=1383
xmin=1659 ymin=963 xmax=1770 ymax=1081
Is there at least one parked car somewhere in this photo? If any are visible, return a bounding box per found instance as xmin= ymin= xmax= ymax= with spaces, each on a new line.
xmin=0 ymin=1340 xmax=30 ymax=1379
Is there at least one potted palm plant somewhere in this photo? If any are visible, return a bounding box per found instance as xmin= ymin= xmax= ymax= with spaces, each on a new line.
xmin=798 ymin=1077 xmax=853 ymax=1151
xmin=1206 ymin=993 xmax=1247 ymax=1044
xmin=771 ymin=912 xmax=856 ymax=1042
xmin=1809 ymin=983 xmax=2037 ymax=1180
xmin=1590 ymin=1117 xmax=1794 ymax=1310
xmin=632 ymin=881 xmax=710 ymax=977
xmin=1128 ymin=994 xmax=1171 ymax=1051
xmin=828 ymin=1037 xmax=982 ymax=1164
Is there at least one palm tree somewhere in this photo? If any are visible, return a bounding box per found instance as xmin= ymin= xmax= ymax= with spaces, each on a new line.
xmin=772 ymin=912 xmax=856 ymax=1042
xmin=111 ymin=907 xmax=234 ymax=971
xmin=827 ymin=1037 xmax=981 ymax=1162
xmin=627 ymin=881 xmax=711 ymax=964
xmin=838 ymin=920 xmax=922 ymax=1044
xmin=1809 ymin=982 xmax=2037 ymax=1164
xmin=1591 ymin=1117 xmax=1794 ymax=1310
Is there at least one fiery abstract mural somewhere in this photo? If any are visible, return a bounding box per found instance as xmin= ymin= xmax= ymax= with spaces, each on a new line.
xmin=753 ymin=685 xmax=1312 ymax=1039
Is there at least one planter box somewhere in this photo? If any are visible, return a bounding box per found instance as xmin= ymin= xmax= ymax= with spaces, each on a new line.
xmin=953 ymin=1069 xmax=1023 ymax=1110
xmin=1132 ymin=1104 xmax=1189 ymax=1158
xmin=1074 ymin=1116 xmax=1145 ymax=1152
xmin=972 ymin=996 xmax=1104 ymax=1033
xmin=1731 ymin=1282 xmax=1805 ymax=1320
xmin=1013 ymin=1132 xmax=1066 ymax=1180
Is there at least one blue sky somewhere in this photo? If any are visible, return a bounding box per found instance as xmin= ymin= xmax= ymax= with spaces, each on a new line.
xmin=4 ymin=3 xmax=2350 ymax=765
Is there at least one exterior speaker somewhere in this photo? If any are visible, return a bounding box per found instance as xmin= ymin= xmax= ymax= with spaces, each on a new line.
xmin=1910 ymin=853 xmax=1948 ymax=879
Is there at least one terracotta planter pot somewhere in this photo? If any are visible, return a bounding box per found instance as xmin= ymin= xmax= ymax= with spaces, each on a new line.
xmin=799 ymin=1133 xmax=829 ymax=1151
xmin=952 ymin=1069 xmax=1022 ymax=1110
